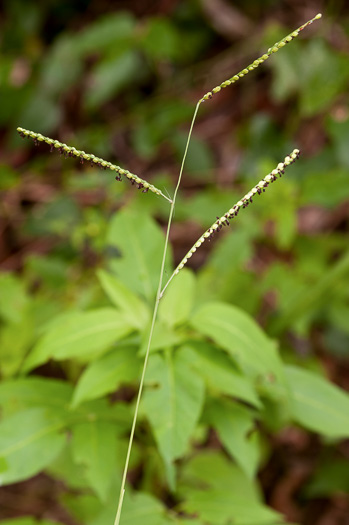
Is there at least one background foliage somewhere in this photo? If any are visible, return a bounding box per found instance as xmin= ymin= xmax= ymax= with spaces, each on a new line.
xmin=0 ymin=1 xmax=349 ymax=524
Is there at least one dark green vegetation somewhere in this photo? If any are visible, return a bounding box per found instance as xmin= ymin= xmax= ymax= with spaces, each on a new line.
xmin=0 ymin=1 xmax=349 ymax=524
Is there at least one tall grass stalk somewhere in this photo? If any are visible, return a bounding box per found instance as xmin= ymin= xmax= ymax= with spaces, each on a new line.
xmin=17 ymin=13 xmax=321 ymax=525
xmin=114 ymin=14 xmax=320 ymax=524
xmin=113 ymin=101 xmax=200 ymax=525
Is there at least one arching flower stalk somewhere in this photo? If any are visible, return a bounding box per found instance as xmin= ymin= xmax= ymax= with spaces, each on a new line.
xmin=160 ymin=149 xmax=300 ymax=297
xmin=199 ymin=13 xmax=322 ymax=103
xmin=17 ymin=127 xmax=172 ymax=203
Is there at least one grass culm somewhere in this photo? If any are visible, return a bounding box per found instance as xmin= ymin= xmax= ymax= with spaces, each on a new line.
xmin=17 ymin=12 xmax=322 ymax=525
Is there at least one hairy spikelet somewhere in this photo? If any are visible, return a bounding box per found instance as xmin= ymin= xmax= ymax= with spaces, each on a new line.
xmin=199 ymin=14 xmax=322 ymax=103
xmin=17 ymin=127 xmax=172 ymax=203
xmin=161 ymin=149 xmax=300 ymax=296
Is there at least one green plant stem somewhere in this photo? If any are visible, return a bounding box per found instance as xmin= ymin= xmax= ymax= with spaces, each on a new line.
xmin=113 ymin=15 xmax=322 ymax=521
xmin=113 ymin=101 xmax=201 ymax=525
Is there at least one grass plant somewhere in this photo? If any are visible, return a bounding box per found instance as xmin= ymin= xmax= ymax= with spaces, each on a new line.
xmin=16 ymin=13 xmax=323 ymax=525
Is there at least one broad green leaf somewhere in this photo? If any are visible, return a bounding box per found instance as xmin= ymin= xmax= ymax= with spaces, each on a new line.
xmin=0 ymin=272 xmax=29 ymax=324
xmin=48 ymin=442 xmax=93 ymax=491
xmin=181 ymin=342 xmax=261 ymax=408
xmin=72 ymin=420 xmax=116 ymax=501
xmin=142 ymin=17 xmax=181 ymax=61
xmin=190 ymin=302 xmax=284 ymax=383
xmin=72 ymin=346 xmax=140 ymax=406
xmin=0 ymin=408 xmax=67 ymax=484
xmin=270 ymin=249 xmax=349 ymax=335
xmin=286 ymin=365 xmax=349 ymax=438
xmin=23 ymin=308 xmax=134 ymax=372
xmin=142 ymin=348 xmax=205 ymax=465
xmin=97 ymin=269 xmax=150 ymax=329
xmin=328 ymin=117 xmax=349 ymax=169
xmin=180 ymin=452 xmax=281 ymax=525
xmin=73 ymin=12 xmax=136 ymax=55
xmin=205 ymin=399 xmax=260 ymax=478
xmin=139 ymin=318 xmax=185 ymax=355
xmin=169 ymin=518 xmax=204 ymax=525
xmin=121 ymin=491 xmax=166 ymax=525
xmin=182 ymin=488 xmax=282 ymax=525
xmin=85 ymin=51 xmax=143 ymax=110
xmin=299 ymin=40 xmax=349 ymax=115
xmin=87 ymin=487 xmax=166 ymax=525
xmin=180 ymin=451 xmax=259 ymax=498
xmin=64 ymin=491 xmax=103 ymax=524
xmin=0 ymin=315 xmax=35 ymax=378
xmin=106 ymin=207 xmax=172 ymax=301
xmin=304 ymin=456 xmax=349 ymax=498
xmin=304 ymin=457 xmax=349 ymax=497
xmin=158 ymin=269 xmax=196 ymax=327
xmin=0 ymin=377 xmax=73 ymax=416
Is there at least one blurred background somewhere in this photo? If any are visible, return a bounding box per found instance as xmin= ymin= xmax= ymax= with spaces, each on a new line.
xmin=0 ymin=0 xmax=349 ymax=524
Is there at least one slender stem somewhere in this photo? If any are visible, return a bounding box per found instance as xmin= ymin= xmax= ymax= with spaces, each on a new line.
xmin=113 ymin=101 xmax=201 ymax=525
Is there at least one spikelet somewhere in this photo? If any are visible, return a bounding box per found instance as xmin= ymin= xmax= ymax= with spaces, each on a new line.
xmin=199 ymin=14 xmax=322 ymax=103
xmin=17 ymin=127 xmax=172 ymax=203
xmin=161 ymin=149 xmax=300 ymax=296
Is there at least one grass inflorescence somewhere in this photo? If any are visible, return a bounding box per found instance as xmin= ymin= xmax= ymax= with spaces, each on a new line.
xmin=160 ymin=149 xmax=300 ymax=297
xmin=16 ymin=13 xmax=321 ymax=525
xmin=17 ymin=127 xmax=172 ymax=203
xmin=199 ymin=13 xmax=321 ymax=103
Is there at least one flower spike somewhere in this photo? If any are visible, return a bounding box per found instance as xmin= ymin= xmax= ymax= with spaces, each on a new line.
xmin=160 ymin=149 xmax=300 ymax=297
xmin=199 ymin=13 xmax=322 ymax=103
xmin=17 ymin=127 xmax=172 ymax=203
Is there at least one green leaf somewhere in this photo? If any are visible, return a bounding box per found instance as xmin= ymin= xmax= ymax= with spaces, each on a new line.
xmin=73 ymin=12 xmax=136 ymax=55
xmin=190 ymin=302 xmax=284 ymax=383
xmin=182 ymin=488 xmax=282 ymax=525
xmin=85 ymin=51 xmax=143 ymax=110
xmin=142 ymin=348 xmax=205 ymax=467
xmin=87 ymin=487 xmax=167 ymax=525
xmin=121 ymin=491 xmax=166 ymax=525
xmin=18 ymin=92 xmax=61 ymax=135
xmin=0 ymin=377 xmax=73 ymax=416
xmin=304 ymin=457 xmax=349 ymax=497
xmin=72 ymin=345 xmax=140 ymax=406
xmin=158 ymin=269 xmax=196 ymax=327
xmin=72 ymin=420 xmax=116 ymax=501
xmin=205 ymin=398 xmax=260 ymax=478
xmin=106 ymin=208 xmax=172 ymax=302
xmin=180 ymin=452 xmax=281 ymax=525
xmin=270 ymin=249 xmax=349 ymax=335
xmin=180 ymin=342 xmax=261 ymax=408
xmin=0 ymin=315 xmax=35 ymax=378
xmin=299 ymin=40 xmax=349 ymax=116
xmin=285 ymin=365 xmax=349 ymax=438
xmin=0 ymin=272 xmax=29 ymax=324
xmin=97 ymin=269 xmax=150 ymax=329
xmin=181 ymin=451 xmax=258 ymax=497
xmin=139 ymin=318 xmax=185 ymax=356
xmin=0 ymin=408 xmax=67 ymax=484
xmin=328 ymin=116 xmax=349 ymax=169
xmin=23 ymin=308 xmax=134 ymax=372
xmin=142 ymin=17 xmax=181 ymax=61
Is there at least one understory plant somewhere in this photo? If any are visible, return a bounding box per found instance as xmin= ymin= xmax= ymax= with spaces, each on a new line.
xmin=1 ymin=11 xmax=349 ymax=525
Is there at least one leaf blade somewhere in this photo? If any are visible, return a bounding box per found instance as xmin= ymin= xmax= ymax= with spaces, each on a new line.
xmin=286 ymin=365 xmax=349 ymax=438
xmin=0 ymin=408 xmax=67 ymax=484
